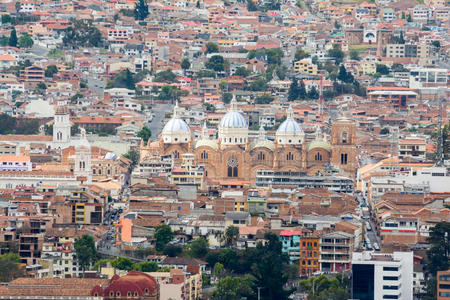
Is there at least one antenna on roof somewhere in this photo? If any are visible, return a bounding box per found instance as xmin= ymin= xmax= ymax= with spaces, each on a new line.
xmin=318 ymin=74 xmax=323 ymax=117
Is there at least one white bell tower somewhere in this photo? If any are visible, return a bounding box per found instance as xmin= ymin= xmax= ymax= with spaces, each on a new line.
xmin=53 ymin=105 xmax=71 ymax=148
xmin=74 ymin=128 xmax=92 ymax=184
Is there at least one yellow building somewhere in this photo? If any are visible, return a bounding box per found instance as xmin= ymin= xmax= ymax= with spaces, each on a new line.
xmin=293 ymin=58 xmax=318 ymax=75
xmin=170 ymin=153 xmax=205 ymax=190
xmin=358 ymin=61 xmax=377 ymax=75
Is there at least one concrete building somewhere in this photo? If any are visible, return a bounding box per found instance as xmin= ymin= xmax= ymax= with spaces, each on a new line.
xmin=319 ymin=231 xmax=354 ymax=273
xmin=438 ymin=270 xmax=450 ymax=300
xmin=0 ymin=155 xmax=32 ymax=172
xmin=398 ymin=137 xmax=427 ymax=161
xmin=352 ymin=251 xmax=414 ymax=300
xmin=280 ymin=229 xmax=302 ymax=263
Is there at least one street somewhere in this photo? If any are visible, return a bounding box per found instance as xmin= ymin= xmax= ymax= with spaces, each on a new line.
xmin=147 ymin=102 xmax=173 ymax=141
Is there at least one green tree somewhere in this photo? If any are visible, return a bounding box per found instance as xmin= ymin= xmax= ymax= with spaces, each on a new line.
xmin=251 ymin=233 xmax=294 ymax=300
xmin=154 ymin=225 xmax=173 ymax=252
xmin=181 ymin=58 xmax=190 ymax=74
xmin=111 ymin=257 xmax=134 ymax=271
xmin=376 ymin=64 xmax=390 ymax=75
xmin=1 ymin=14 xmax=12 ymax=24
xmin=154 ymin=69 xmax=177 ymax=83
xmin=407 ymin=14 xmax=412 ymax=22
xmin=328 ymin=44 xmax=344 ymax=65
xmin=137 ymin=126 xmax=151 ymax=144
xmin=256 ymin=94 xmax=274 ymax=104
xmin=432 ymin=40 xmax=440 ymax=48
xmin=233 ymin=66 xmax=250 ymax=77
xmin=187 ymin=237 xmax=208 ymax=258
xmin=222 ymin=92 xmax=233 ymax=104
xmin=249 ymin=77 xmax=268 ymax=91
xmin=134 ymin=0 xmax=148 ymax=20
xmin=211 ymin=275 xmax=254 ymax=300
xmin=0 ymin=253 xmax=22 ymax=282
xmin=288 ymin=79 xmax=299 ymax=101
xmin=0 ymin=114 xmax=17 ymax=134
xmin=205 ymin=55 xmax=227 ymax=72
xmin=36 ymin=82 xmax=47 ymax=91
xmin=298 ymin=80 xmax=307 ymax=99
xmin=0 ymin=35 xmax=9 ymax=46
xmin=74 ymin=235 xmax=97 ymax=273
xmin=197 ymin=69 xmax=216 ymax=78
xmin=163 ymin=244 xmax=183 ymax=257
xmin=225 ymin=226 xmax=239 ymax=247
xmin=294 ymin=48 xmax=309 ymax=61
xmin=122 ymin=149 xmax=139 ymax=166
xmin=15 ymin=120 xmax=39 ymax=134
xmin=45 ymin=65 xmax=58 ymax=78
xmin=298 ymin=274 xmax=350 ymax=300
xmin=349 ymin=50 xmax=360 ymax=60
xmin=338 ymin=65 xmax=348 ymax=82
xmin=8 ymin=28 xmax=17 ymax=47
xmin=18 ymin=33 xmax=33 ymax=48
xmin=133 ymin=261 xmax=159 ymax=272
xmin=247 ymin=0 xmax=258 ymax=11
xmin=426 ymin=222 xmax=450 ymax=274
xmin=213 ymin=262 xmax=226 ymax=280
xmin=308 ymin=86 xmax=319 ymax=99
xmin=63 ymin=19 xmax=102 ymax=48
xmin=204 ymin=42 xmax=219 ymax=54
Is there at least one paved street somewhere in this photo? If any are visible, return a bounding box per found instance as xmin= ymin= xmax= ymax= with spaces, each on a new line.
xmin=147 ymin=102 xmax=173 ymax=141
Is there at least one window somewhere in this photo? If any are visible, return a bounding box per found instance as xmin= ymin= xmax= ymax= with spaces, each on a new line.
xmin=382 ymin=296 xmax=398 ymax=299
xmin=315 ymin=152 xmax=322 ymax=161
xmin=439 ymin=284 xmax=450 ymax=289
xmin=144 ymin=288 xmax=149 ymax=294
xmin=173 ymin=150 xmax=179 ymax=159
xmin=286 ymin=152 xmax=294 ymax=160
xmin=383 ymin=267 xmax=398 ymax=271
xmin=258 ymin=152 xmax=265 ymax=160
xmin=383 ymin=276 xmax=398 ymax=281
xmin=383 ymin=285 xmax=398 ymax=290
xmin=116 ymin=291 xmax=121 ymax=297
xmin=341 ymin=153 xmax=348 ymax=164
xmin=342 ymin=132 xmax=348 ymax=143
xmin=127 ymin=291 xmax=132 ymax=297
xmin=201 ymin=151 xmax=208 ymax=159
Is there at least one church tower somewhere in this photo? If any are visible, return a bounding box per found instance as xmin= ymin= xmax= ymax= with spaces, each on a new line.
xmin=331 ymin=117 xmax=357 ymax=175
xmin=53 ymin=105 xmax=71 ymax=148
xmin=74 ymin=128 xmax=92 ymax=184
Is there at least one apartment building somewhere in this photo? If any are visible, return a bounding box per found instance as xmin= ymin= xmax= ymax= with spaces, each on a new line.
xmin=0 ymin=155 xmax=32 ymax=171
xmin=293 ymin=58 xmax=318 ymax=75
xmin=352 ymin=251 xmax=413 ymax=300
xmin=409 ymin=67 xmax=448 ymax=89
xmin=280 ymin=229 xmax=302 ymax=263
xmin=398 ymin=137 xmax=427 ymax=161
xmin=299 ymin=233 xmax=320 ymax=276
xmin=438 ymin=270 xmax=450 ymax=300
xmin=319 ymin=231 xmax=354 ymax=273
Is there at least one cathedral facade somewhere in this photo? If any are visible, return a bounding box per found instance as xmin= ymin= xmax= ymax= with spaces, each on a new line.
xmin=140 ymin=101 xmax=357 ymax=184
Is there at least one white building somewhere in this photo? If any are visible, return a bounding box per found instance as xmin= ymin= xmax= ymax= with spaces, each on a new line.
xmin=352 ymin=251 xmax=413 ymax=300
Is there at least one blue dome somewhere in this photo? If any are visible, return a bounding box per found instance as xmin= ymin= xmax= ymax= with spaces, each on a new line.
xmin=162 ymin=118 xmax=190 ymax=133
xmin=277 ymin=119 xmax=303 ymax=134
xmin=219 ymin=111 xmax=247 ymax=128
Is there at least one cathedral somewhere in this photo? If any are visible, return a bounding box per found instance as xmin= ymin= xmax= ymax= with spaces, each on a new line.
xmin=140 ymin=100 xmax=357 ymax=184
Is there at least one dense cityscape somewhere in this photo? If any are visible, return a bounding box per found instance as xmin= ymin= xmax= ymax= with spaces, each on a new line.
xmin=0 ymin=0 xmax=448 ymax=298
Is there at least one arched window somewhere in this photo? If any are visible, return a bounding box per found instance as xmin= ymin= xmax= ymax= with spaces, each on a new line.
xmin=173 ymin=150 xmax=179 ymax=159
xmin=116 ymin=291 xmax=121 ymax=297
xmin=127 ymin=291 xmax=132 ymax=297
xmin=341 ymin=153 xmax=348 ymax=164
xmin=257 ymin=152 xmax=265 ymax=160
xmin=201 ymin=151 xmax=208 ymax=160
xmin=227 ymin=157 xmax=238 ymax=178
xmin=286 ymin=152 xmax=294 ymax=161
xmin=342 ymin=132 xmax=348 ymax=144
xmin=144 ymin=288 xmax=149 ymax=294
xmin=109 ymin=291 xmax=114 ymax=297
xmin=315 ymin=152 xmax=322 ymax=161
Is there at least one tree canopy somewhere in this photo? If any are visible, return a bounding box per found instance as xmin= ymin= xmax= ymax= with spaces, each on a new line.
xmin=18 ymin=33 xmax=33 ymax=48
xmin=204 ymin=42 xmax=219 ymax=54
xmin=74 ymin=234 xmax=97 ymax=272
xmin=134 ymin=0 xmax=149 ymax=20
xmin=63 ymin=19 xmax=103 ymax=48
xmin=137 ymin=126 xmax=151 ymax=144
xmin=154 ymin=225 xmax=173 ymax=252
xmin=0 ymin=253 xmax=22 ymax=282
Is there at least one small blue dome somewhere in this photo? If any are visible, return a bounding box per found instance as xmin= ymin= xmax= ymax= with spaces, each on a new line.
xmin=277 ymin=119 xmax=303 ymax=134
xmin=219 ymin=111 xmax=247 ymax=128
xmin=162 ymin=118 xmax=190 ymax=133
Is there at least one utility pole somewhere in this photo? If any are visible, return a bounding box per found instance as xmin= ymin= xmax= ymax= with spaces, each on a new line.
xmin=437 ymin=95 xmax=445 ymax=166
xmin=257 ymin=287 xmax=261 ymax=300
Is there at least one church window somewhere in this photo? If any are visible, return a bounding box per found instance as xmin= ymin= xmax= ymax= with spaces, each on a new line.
xmin=342 ymin=132 xmax=348 ymax=144
xmin=227 ymin=157 xmax=238 ymax=178
xmin=235 ymin=138 xmax=237 ymax=143
xmin=229 ymin=138 xmax=231 ymax=143
xmin=315 ymin=152 xmax=322 ymax=161
xmin=109 ymin=291 xmax=114 ymax=297
xmin=201 ymin=151 xmax=208 ymax=160
xmin=288 ymin=139 xmax=292 ymax=143
xmin=258 ymin=152 xmax=265 ymax=160
xmin=98 ymin=169 xmax=102 ymax=175
xmin=205 ymin=171 xmax=208 ymax=177
xmin=173 ymin=151 xmax=179 ymax=159
xmin=174 ymin=138 xmax=178 ymax=142
xmin=93 ymin=169 xmax=96 ymax=175
xmin=127 ymin=291 xmax=132 ymax=297
xmin=286 ymin=152 xmax=294 ymax=161
xmin=116 ymin=291 xmax=121 ymax=297
xmin=341 ymin=153 xmax=348 ymax=164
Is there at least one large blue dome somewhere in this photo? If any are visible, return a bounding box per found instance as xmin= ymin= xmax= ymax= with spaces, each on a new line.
xmin=219 ymin=111 xmax=247 ymax=128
